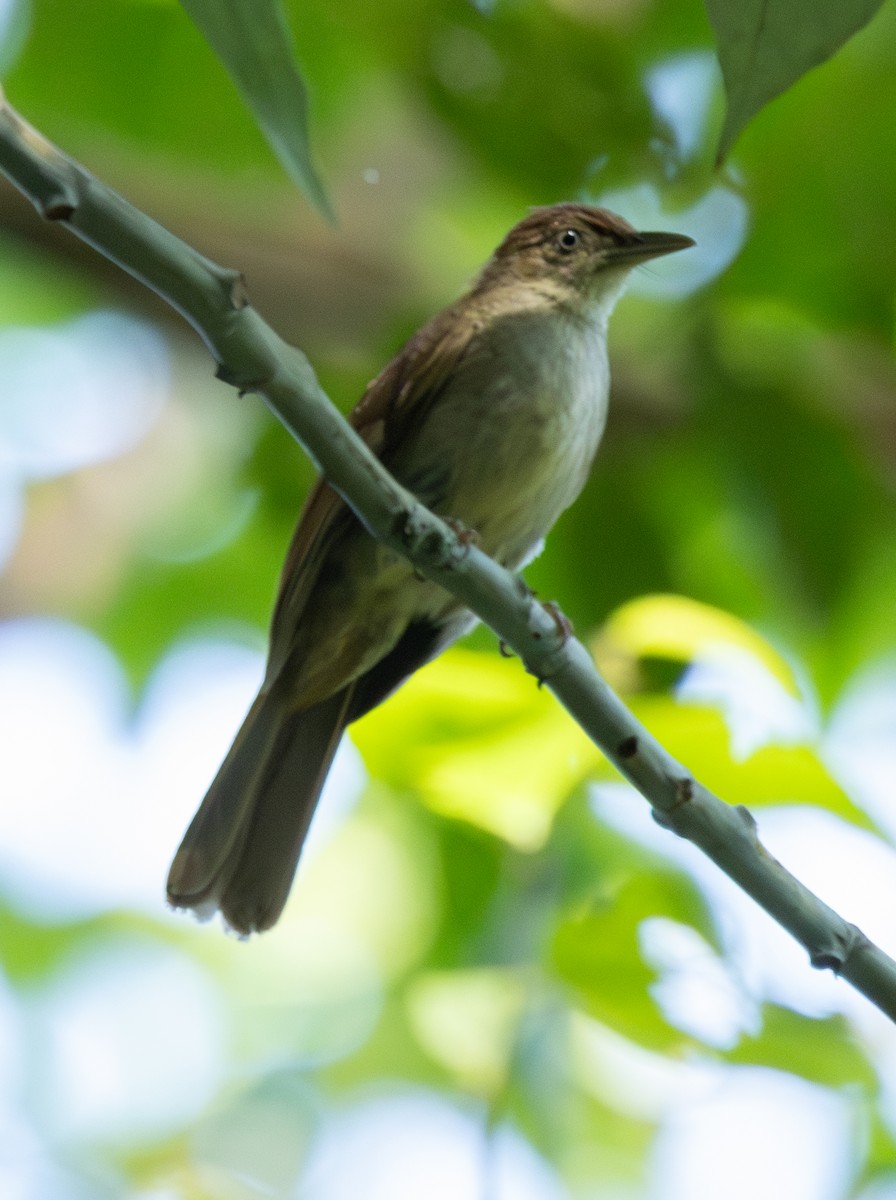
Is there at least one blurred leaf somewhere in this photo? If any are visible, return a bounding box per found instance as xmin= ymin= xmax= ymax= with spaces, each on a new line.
xmin=623 ymin=697 xmax=875 ymax=830
xmin=355 ymin=639 xmax=875 ymax=855
xmin=99 ymin=511 xmax=279 ymax=688
xmin=353 ymin=649 xmax=598 ymax=850
xmin=428 ymin=822 xmax=505 ymax=967
xmin=828 ymin=528 xmax=896 ymax=705
xmin=598 ymin=592 xmax=801 ymax=694
xmin=178 ymin=0 xmax=331 ymax=216
xmin=0 ymin=906 xmax=201 ymax=982
xmin=0 ymin=906 xmax=105 ymax=981
xmin=707 ymin=0 xmax=886 ymax=161
xmin=322 ymin=988 xmax=448 ymax=1094
xmin=720 ymin=0 xmax=896 ymax=330
xmin=190 ymin=1070 xmax=319 ymax=1194
xmin=550 ymin=872 xmax=714 ymax=1051
xmin=529 ymin=1016 xmax=657 ymax=1178
xmin=727 ymin=1003 xmax=877 ymax=1089
xmin=502 ymin=1000 xmax=658 ymax=1175
xmin=406 ymin=967 xmax=526 ymax=1093
xmin=863 ymin=1109 xmax=896 ymax=1180
xmin=414 ymin=5 xmax=656 ymax=196
xmin=0 ymin=241 xmax=97 ymax=324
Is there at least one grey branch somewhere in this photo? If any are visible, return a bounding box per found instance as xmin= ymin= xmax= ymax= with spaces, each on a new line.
xmin=1 ymin=87 xmax=894 ymax=1020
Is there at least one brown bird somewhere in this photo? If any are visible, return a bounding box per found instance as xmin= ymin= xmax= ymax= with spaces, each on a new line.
xmin=167 ymin=203 xmax=694 ymax=934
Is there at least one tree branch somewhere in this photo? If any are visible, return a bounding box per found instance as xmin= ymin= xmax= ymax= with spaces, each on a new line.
xmin=2 ymin=87 xmax=894 ymax=1020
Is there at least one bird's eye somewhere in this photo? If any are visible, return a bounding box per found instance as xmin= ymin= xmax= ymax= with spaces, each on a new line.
xmin=558 ymin=228 xmax=580 ymax=252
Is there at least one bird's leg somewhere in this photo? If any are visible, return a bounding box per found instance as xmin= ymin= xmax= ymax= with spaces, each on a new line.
xmin=413 ymin=517 xmax=480 ymax=580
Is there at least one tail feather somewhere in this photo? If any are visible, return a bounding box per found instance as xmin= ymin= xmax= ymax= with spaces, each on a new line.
xmin=167 ymin=683 xmax=353 ymax=934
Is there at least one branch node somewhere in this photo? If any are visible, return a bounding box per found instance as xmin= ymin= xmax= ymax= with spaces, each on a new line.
xmin=391 ymin=506 xmax=417 ymax=545
xmin=652 ymin=776 xmax=695 ymax=830
xmin=228 ymin=270 xmax=251 ymax=311
xmin=809 ymin=951 xmax=843 ymax=974
xmin=394 ymin=507 xmax=476 ymax=572
xmin=394 ymin=508 xmax=446 ymax=563
xmin=618 ymin=735 xmax=639 ymax=760
xmin=443 ymin=517 xmax=480 ymax=559
xmin=736 ymin=804 xmax=758 ymax=833
xmin=808 ymin=923 xmax=869 ymax=975
xmin=41 ymin=194 xmax=75 ymax=221
xmin=521 ymin=600 xmax=574 ymax=688
xmin=676 ymin=776 xmax=694 ymax=805
xmin=215 ymin=361 xmax=262 ymax=394
xmin=527 ymin=600 xmax=573 ymax=664
xmin=515 ymin=577 xmax=535 ymax=601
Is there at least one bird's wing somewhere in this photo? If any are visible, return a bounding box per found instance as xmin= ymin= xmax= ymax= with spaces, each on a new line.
xmin=266 ymin=297 xmax=479 ymax=677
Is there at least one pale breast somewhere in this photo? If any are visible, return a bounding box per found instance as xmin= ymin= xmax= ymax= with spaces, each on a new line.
xmin=416 ymin=305 xmax=611 ymax=567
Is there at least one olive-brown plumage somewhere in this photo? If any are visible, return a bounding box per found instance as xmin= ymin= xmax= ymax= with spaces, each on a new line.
xmin=167 ymin=204 xmax=693 ymax=933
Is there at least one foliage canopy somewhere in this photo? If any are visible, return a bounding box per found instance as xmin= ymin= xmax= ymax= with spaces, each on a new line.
xmin=1 ymin=0 xmax=896 ymax=1196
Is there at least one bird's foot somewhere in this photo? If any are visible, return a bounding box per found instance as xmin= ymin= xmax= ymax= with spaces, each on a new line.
xmin=527 ymin=601 xmax=574 ymax=686
xmin=443 ymin=517 xmax=481 ymax=553
xmin=539 ymin=600 xmax=574 ymax=645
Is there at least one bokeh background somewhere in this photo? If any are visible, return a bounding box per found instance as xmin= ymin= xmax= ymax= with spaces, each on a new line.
xmin=2 ymin=0 xmax=896 ymax=1196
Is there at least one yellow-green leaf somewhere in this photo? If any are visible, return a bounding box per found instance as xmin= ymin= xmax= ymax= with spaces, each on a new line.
xmin=624 ymin=696 xmax=876 ymax=830
xmin=353 ymin=649 xmax=598 ymax=849
xmin=598 ymin=593 xmax=800 ymax=695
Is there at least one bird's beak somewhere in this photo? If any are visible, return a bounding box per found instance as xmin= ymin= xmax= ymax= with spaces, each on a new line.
xmin=606 ymin=230 xmax=695 ymax=265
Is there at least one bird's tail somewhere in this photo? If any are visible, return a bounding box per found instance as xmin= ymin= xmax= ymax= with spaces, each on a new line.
xmin=166 ymin=680 xmax=352 ymax=934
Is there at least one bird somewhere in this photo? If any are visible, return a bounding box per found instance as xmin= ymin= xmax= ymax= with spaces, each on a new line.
xmin=167 ymin=202 xmax=694 ymax=934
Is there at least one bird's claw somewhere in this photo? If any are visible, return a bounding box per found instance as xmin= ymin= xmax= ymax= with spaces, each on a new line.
xmin=443 ymin=517 xmax=481 ymax=552
xmin=540 ymin=600 xmax=574 ymax=644
xmin=525 ymin=601 xmax=574 ymax=686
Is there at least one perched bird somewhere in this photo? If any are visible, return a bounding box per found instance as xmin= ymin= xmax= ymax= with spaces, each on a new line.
xmin=167 ymin=203 xmax=693 ymax=934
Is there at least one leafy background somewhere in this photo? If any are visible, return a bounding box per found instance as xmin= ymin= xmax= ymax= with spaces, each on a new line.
xmin=1 ymin=0 xmax=896 ymax=1196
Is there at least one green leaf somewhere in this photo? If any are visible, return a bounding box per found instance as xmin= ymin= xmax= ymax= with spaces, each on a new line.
xmin=707 ymin=0 xmax=886 ymax=161
xmin=622 ymin=698 xmax=877 ymax=832
xmin=727 ymin=1003 xmax=876 ymax=1089
xmin=178 ymin=0 xmax=332 ymax=217
xmin=0 ymin=239 xmax=97 ymax=324
xmin=353 ymin=648 xmax=598 ymax=851
xmin=598 ymin=593 xmax=802 ymax=695
xmin=550 ymin=872 xmax=715 ymax=1050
